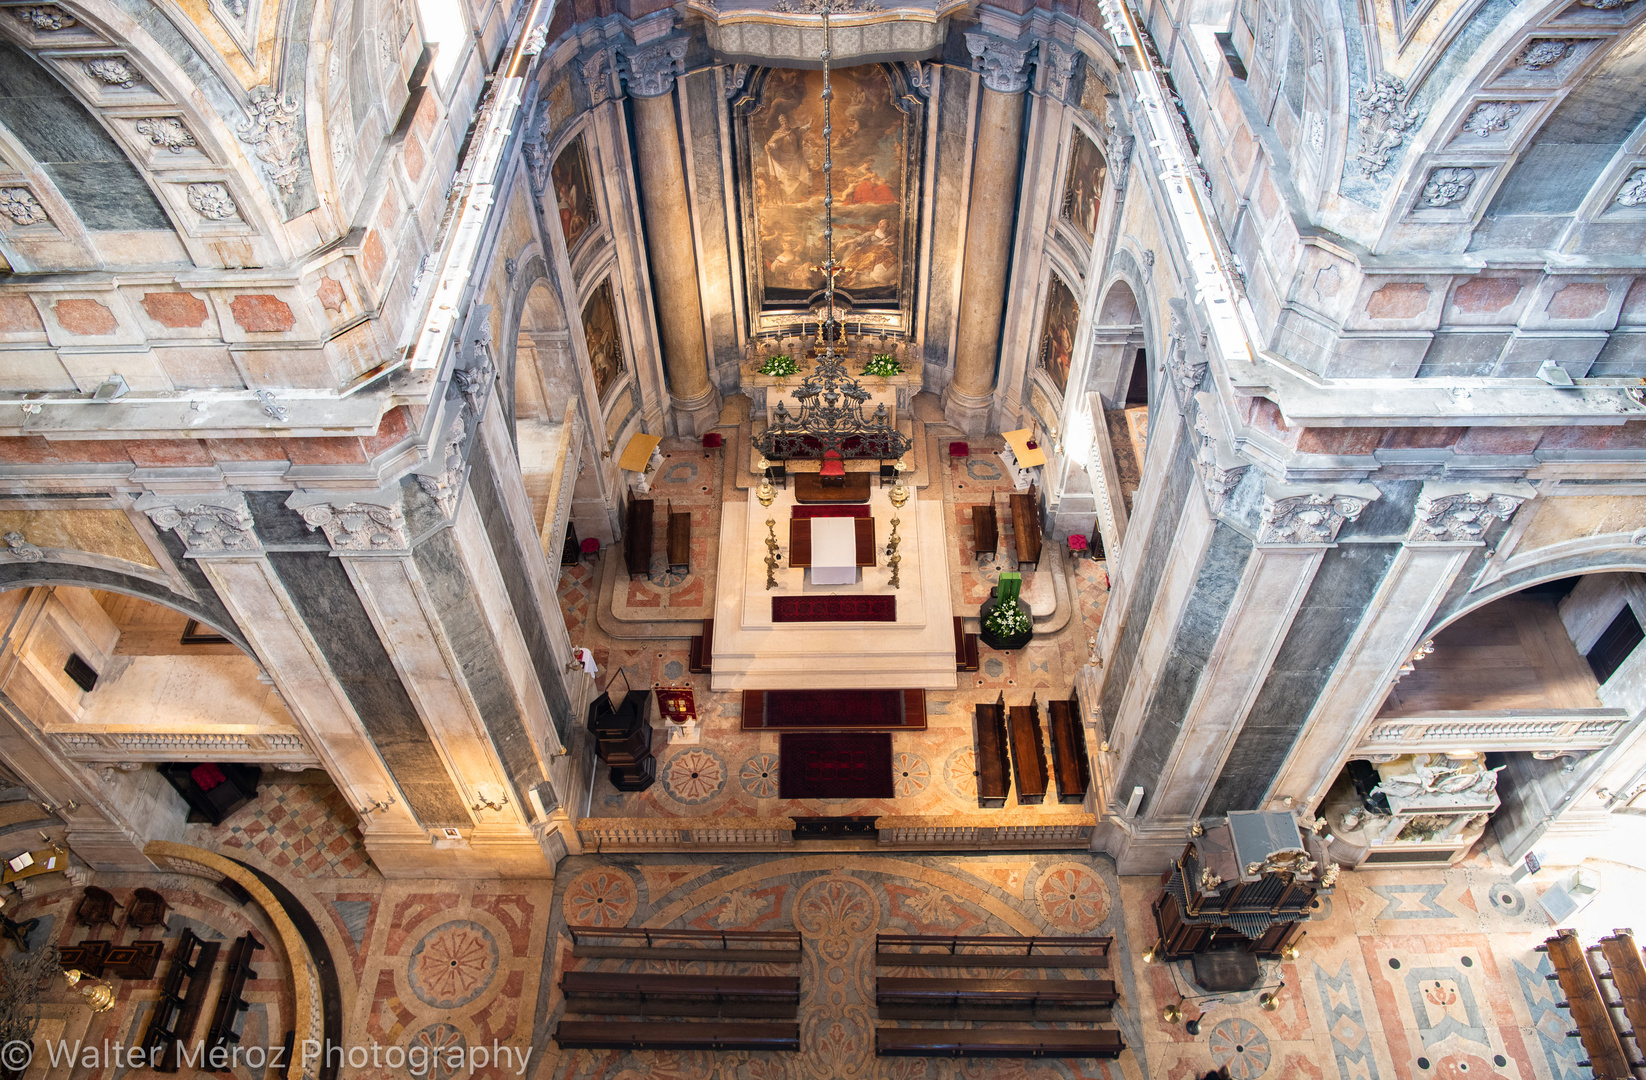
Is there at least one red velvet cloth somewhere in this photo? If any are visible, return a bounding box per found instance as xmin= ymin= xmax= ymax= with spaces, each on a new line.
xmin=778 ymin=733 xmax=894 ymax=799
xmin=191 ymin=763 xmax=227 ymax=792
xmin=760 ymin=690 xmax=908 ymax=728
xmin=791 ymin=505 xmax=871 ymax=519
xmin=772 ymin=595 xmax=895 ymax=622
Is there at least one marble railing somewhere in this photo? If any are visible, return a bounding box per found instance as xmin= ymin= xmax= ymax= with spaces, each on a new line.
xmin=1353 ymin=709 xmax=1631 ymax=756
xmin=54 ymin=728 xmax=317 ymax=764
xmin=577 ymin=815 xmax=1096 ymax=851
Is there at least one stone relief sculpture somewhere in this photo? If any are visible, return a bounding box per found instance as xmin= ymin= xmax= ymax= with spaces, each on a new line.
xmin=1353 ymin=73 xmax=1421 ymax=177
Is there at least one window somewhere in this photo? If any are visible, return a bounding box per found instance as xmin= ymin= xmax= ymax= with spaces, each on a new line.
xmin=1587 ymin=604 xmax=1644 ymax=684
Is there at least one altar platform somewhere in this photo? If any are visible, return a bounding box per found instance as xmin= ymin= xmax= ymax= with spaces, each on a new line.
xmin=711 ymin=483 xmax=958 ymax=691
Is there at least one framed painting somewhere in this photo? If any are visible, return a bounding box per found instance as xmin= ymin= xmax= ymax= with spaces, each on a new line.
xmin=1060 ymin=128 xmax=1107 ymax=245
xmin=736 ymin=64 xmax=921 ymax=318
xmin=551 ymin=135 xmax=598 ymax=251
xmin=1040 ymin=274 xmax=1080 ymax=396
xmin=581 ymin=278 xmax=624 ymax=400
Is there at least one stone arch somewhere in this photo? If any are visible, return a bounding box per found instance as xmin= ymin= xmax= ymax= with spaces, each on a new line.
xmin=0 ymin=561 xmax=252 ymax=656
xmin=1084 ymin=276 xmax=1145 ymax=407
xmin=1426 ymin=545 xmax=1646 ymax=639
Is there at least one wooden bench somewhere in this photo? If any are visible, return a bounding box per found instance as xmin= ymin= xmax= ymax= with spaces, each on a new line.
xmin=1010 ymin=482 xmax=1042 ymax=571
xmin=667 ymin=500 xmax=691 ymax=574
xmin=689 ymin=618 xmax=714 ymax=674
xmin=876 ymin=976 xmax=1116 ymax=1020
xmin=972 ymin=503 xmax=998 ymax=564
xmin=141 ymin=928 xmax=219 ymax=1071
xmin=1047 ymin=692 xmax=1091 ymax=805
xmin=554 ymin=1021 xmax=799 ymax=1052
xmin=1009 ymin=694 xmax=1050 ymax=805
xmin=205 ymin=932 xmax=262 ymax=1065
xmin=876 ymin=934 xmax=1112 ymax=968
xmin=953 ymin=616 xmax=978 ymax=673
xmin=1599 ymin=929 xmax=1646 ymax=1056
xmin=876 ymin=1028 xmax=1124 ymax=1059
xmin=561 ymin=972 xmax=800 ymax=1018
xmin=624 ymin=497 xmax=654 ymax=580
xmin=1541 ymin=929 xmax=1632 ymax=1079
xmin=973 ymin=692 xmax=1009 ymax=808
xmin=566 ymin=926 xmax=803 ymax=964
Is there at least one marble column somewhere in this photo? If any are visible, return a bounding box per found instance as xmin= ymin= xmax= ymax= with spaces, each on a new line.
xmin=944 ymin=34 xmax=1034 ymax=434
xmin=623 ymin=39 xmax=721 ymax=436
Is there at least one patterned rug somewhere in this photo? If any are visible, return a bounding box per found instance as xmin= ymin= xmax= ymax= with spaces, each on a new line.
xmin=742 ymin=689 xmax=926 ymax=730
xmin=778 ymin=732 xmax=894 ymax=798
xmin=772 ymin=595 xmax=896 ymax=622
xmin=792 ymin=505 xmax=873 ymax=519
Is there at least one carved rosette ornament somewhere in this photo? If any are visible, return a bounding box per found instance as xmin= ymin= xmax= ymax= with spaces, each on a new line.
xmin=1353 ymin=73 xmax=1422 ymax=176
xmin=1518 ymin=40 xmax=1572 ymax=70
xmin=965 ymin=32 xmax=1035 ymax=94
xmin=299 ymin=501 xmax=409 ymax=551
xmin=1412 ymin=490 xmax=1523 ymax=542
xmin=237 ymin=86 xmax=304 ymax=194
xmin=135 ymin=117 xmax=197 ymax=153
xmin=1616 ymin=169 xmax=1646 ymax=208
xmin=1420 ymin=167 xmax=1476 ymax=207
xmin=137 ymin=494 xmax=260 ymax=554
xmin=620 ymin=39 xmax=687 ymax=99
xmin=3 ymin=532 xmax=43 ymax=562
xmin=1258 ymin=493 xmax=1369 ymax=545
xmin=84 ymin=57 xmax=143 ymax=88
xmin=1461 ymin=101 xmax=1521 ymax=138
xmin=0 ymin=187 xmax=49 ymax=227
xmin=186 ymin=182 xmax=238 ymax=220
xmin=13 ymin=6 xmax=76 ymax=29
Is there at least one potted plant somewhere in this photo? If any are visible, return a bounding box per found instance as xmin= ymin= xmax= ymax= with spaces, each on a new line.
xmin=979 ymin=571 xmax=1033 ymax=650
xmin=862 ymin=352 xmax=901 ymax=378
xmin=758 ymin=353 xmax=798 ymax=378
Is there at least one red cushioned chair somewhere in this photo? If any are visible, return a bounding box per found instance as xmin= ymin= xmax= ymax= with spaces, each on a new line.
xmin=819 ymin=448 xmax=846 ymax=488
xmin=702 ymin=432 xmax=723 ymax=450
xmin=949 ymin=441 xmax=970 ymax=458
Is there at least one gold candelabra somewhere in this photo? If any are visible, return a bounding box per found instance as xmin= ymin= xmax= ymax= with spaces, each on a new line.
xmin=887 ymin=459 xmax=909 ymax=509
xmin=765 ymin=517 xmax=780 ymax=589
xmin=886 ymin=516 xmax=901 ymax=589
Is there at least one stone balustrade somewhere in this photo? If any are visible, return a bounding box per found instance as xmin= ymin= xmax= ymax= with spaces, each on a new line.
xmin=55 ymin=729 xmax=317 ymax=764
xmin=1353 ymin=709 xmax=1631 ymax=756
xmin=578 ymin=814 xmax=1096 ymax=851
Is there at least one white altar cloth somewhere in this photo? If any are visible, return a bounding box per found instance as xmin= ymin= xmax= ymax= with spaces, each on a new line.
xmin=811 ymin=517 xmax=857 ymax=585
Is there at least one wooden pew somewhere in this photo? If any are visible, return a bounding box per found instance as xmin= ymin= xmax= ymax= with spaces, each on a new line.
xmin=1010 ymin=482 xmax=1042 ymax=571
xmin=1047 ymin=692 xmax=1091 ymax=805
xmin=876 ymin=976 xmax=1116 ymax=1021
xmin=876 ymin=933 xmax=1112 ymax=968
xmin=953 ymin=616 xmax=979 ymax=673
xmin=566 ymin=926 xmax=803 ymax=964
xmin=1009 ymin=694 xmax=1050 ymax=805
xmin=560 ymin=971 xmax=799 ymax=1018
xmin=1542 ymin=929 xmax=1632 ymax=1079
xmin=689 ymin=618 xmax=714 ymax=674
xmin=624 ymin=497 xmax=654 ymax=580
xmin=667 ymin=500 xmax=691 ymax=574
xmin=1598 ymin=929 xmax=1646 ymax=1063
xmin=876 ymin=1028 xmax=1124 ymax=1059
xmin=141 ymin=929 xmax=220 ymax=1072
xmin=973 ymin=692 xmax=1009 ymax=808
xmin=205 ymin=932 xmax=263 ymax=1067
xmin=972 ymin=503 xmax=998 ymax=564
xmin=553 ymin=1021 xmax=799 ymax=1052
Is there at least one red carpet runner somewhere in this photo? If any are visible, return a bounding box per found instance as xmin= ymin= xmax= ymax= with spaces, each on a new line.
xmin=791 ymin=505 xmax=872 ymax=519
xmin=742 ymin=689 xmax=927 ymax=731
xmin=772 ymin=595 xmax=895 ymax=622
xmin=778 ymin=732 xmax=894 ymax=799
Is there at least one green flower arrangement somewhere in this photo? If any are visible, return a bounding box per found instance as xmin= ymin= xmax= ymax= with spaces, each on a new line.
xmin=758 ymin=353 xmax=798 ymax=377
xmin=862 ymin=352 xmax=902 ymax=378
xmin=983 ymin=601 xmax=1031 ymax=637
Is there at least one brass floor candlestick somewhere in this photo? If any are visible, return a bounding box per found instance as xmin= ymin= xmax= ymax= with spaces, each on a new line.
xmin=886 ymin=516 xmax=901 ymax=589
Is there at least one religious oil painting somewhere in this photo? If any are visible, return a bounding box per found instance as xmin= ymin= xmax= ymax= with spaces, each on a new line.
xmin=1040 ymin=274 xmax=1080 ymax=396
xmin=747 ymin=65 xmax=906 ymax=305
xmin=551 ymin=135 xmax=598 ymax=251
xmin=1061 ymin=128 xmax=1107 ymax=244
xmin=581 ymin=279 xmax=624 ymax=400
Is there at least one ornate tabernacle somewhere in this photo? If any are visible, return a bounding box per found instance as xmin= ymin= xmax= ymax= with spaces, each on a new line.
xmin=1149 ymin=811 xmax=1338 ymax=961
xmin=753 ymin=351 xmax=913 ymax=461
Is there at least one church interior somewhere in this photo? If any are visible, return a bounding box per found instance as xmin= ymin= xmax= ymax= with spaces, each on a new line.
xmin=2 ymin=0 xmax=1646 ymax=1075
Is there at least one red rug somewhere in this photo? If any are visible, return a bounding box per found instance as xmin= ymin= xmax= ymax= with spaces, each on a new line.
xmin=742 ymin=689 xmax=926 ymax=731
xmin=773 ymin=595 xmax=895 ymax=622
xmin=792 ymin=505 xmax=872 ymax=519
xmin=779 ymin=733 xmax=894 ymax=799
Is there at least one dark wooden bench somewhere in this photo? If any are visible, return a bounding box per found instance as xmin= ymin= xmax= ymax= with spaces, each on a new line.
xmin=876 ymin=1028 xmax=1124 ymax=1058
xmin=1047 ymin=692 xmax=1090 ymax=805
xmin=689 ymin=618 xmax=714 ymax=674
xmin=876 ymin=976 xmax=1116 ymax=1020
xmin=1541 ymin=929 xmax=1632 ymax=1079
xmin=205 ymin=932 xmax=262 ymax=1065
xmin=972 ymin=503 xmax=998 ymax=564
xmin=624 ymin=497 xmax=654 ymax=580
xmin=1009 ymin=693 xmax=1050 ymax=805
xmin=667 ymin=500 xmax=691 ymax=574
xmin=876 ymin=933 xmax=1112 ymax=968
xmin=561 ymin=971 xmax=799 ymax=1018
xmin=554 ymin=1021 xmax=799 ymax=1052
xmin=953 ymin=616 xmax=978 ymax=673
xmin=141 ymin=928 xmax=219 ymax=1071
xmin=974 ymin=692 xmax=1009 ymax=808
xmin=1010 ymin=482 xmax=1042 ymax=571
xmin=566 ymin=926 xmax=803 ymax=964
xmin=1599 ymin=929 xmax=1646 ymax=1055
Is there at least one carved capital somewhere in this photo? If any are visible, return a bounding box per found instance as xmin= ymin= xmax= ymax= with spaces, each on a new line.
xmin=620 ymin=39 xmax=686 ymax=99
xmin=287 ymin=488 xmax=409 ymax=551
xmin=3 ymin=531 xmax=43 ymax=562
xmin=965 ymin=32 xmax=1034 ymax=94
xmin=1165 ymin=310 xmax=1208 ymax=411
xmin=1191 ymin=395 xmax=1248 ymax=515
xmin=414 ymin=419 xmax=469 ymax=520
xmin=1411 ymin=488 xmax=1524 ymax=543
xmin=453 ymin=306 xmax=497 ymax=417
xmin=1040 ymin=39 xmax=1077 ymax=101
xmin=1258 ymin=492 xmax=1369 ymax=545
xmin=583 ymin=49 xmax=616 ymax=106
xmin=136 ymin=492 xmax=260 ymax=555
xmin=1104 ymin=100 xmax=1134 ymax=191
